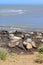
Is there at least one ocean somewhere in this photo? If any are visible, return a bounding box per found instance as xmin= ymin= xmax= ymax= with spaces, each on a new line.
xmin=0 ymin=5 xmax=43 ymax=29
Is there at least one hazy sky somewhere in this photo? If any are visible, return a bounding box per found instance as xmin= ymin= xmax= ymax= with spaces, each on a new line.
xmin=0 ymin=0 xmax=43 ymax=5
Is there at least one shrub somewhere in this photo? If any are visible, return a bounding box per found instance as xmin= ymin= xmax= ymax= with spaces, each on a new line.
xmin=36 ymin=44 xmax=43 ymax=63
xmin=0 ymin=48 xmax=7 ymax=60
xmin=37 ymin=53 xmax=43 ymax=60
xmin=38 ymin=44 xmax=43 ymax=53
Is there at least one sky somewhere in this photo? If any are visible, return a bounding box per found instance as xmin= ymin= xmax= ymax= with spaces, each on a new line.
xmin=0 ymin=0 xmax=43 ymax=5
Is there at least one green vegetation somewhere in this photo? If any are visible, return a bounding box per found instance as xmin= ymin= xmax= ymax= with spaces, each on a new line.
xmin=0 ymin=48 xmax=7 ymax=60
xmin=36 ymin=44 xmax=43 ymax=63
xmin=9 ymin=52 xmax=18 ymax=56
xmin=38 ymin=44 xmax=43 ymax=53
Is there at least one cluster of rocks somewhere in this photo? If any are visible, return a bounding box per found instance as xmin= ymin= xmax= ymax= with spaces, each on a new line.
xmin=0 ymin=30 xmax=43 ymax=54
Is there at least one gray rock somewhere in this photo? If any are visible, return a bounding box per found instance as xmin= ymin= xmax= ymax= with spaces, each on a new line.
xmin=25 ymin=34 xmax=30 ymax=38
xmin=26 ymin=38 xmax=32 ymax=43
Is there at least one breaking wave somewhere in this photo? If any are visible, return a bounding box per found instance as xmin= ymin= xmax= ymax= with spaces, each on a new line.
xmin=0 ymin=9 xmax=26 ymax=16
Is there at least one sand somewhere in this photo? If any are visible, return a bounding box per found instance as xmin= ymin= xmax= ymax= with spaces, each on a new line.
xmin=0 ymin=52 xmax=43 ymax=65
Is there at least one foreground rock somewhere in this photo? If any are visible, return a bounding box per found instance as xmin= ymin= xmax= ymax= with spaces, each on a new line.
xmin=31 ymin=41 xmax=37 ymax=48
xmin=23 ymin=41 xmax=32 ymax=49
xmin=0 ymin=30 xmax=43 ymax=54
xmin=7 ymin=36 xmax=22 ymax=47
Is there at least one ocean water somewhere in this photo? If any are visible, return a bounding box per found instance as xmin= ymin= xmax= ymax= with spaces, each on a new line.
xmin=0 ymin=5 xmax=43 ymax=29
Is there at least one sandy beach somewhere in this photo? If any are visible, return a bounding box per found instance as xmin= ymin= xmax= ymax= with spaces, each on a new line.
xmin=0 ymin=52 xmax=43 ymax=65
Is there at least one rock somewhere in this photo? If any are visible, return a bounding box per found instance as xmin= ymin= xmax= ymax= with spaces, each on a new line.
xmin=31 ymin=41 xmax=37 ymax=48
xmin=23 ymin=41 xmax=28 ymax=45
xmin=40 ymin=39 xmax=43 ymax=42
xmin=36 ymin=36 xmax=42 ymax=39
xmin=26 ymin=43 xmax=32 ymax=49
xmin=26 ymin=38 xmax=32 ymax=43
xmin=18 ymin=41 xmax=23 ymax=48
xmin=23 ymin=41 xmax=32 ymax=49
xmin=20 ymin=51 xmax=24 ymax=54
xmin=9 ymin=34 xmax=15 ymax=39
xmin=14 ymin=30 xmax=22 ymax=34
xmin=8 ymin=41 xmax=20 ymax=48
xmin=7 ymin=36 xmax=22 ymax=47
xmin=37 ymin=32 xmax=42 ymax=36
xmin=1 ymin=30 xmax=9 ymax=36
xmin=28 ymin=32 xmax=34 ymax=34
xmin=18 ymin=40 xmax=26 ymax=50
xmin=25 ymin=34 xmax=30 ymax=37
xmin=9 ymin=30 xmax=16 ymax=34
xmin=19 ymin=34 xmax=24 ymax=38
xmin=9 ymin=34 xmax=21 ymax=40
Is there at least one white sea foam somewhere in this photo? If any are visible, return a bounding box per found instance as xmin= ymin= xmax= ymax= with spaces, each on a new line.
xmin=0 ymin=9 xmax=26 ymax=16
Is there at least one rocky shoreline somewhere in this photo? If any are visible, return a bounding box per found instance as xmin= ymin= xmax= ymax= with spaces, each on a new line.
xmin=0 ymin=30 xmax=43 ymax=54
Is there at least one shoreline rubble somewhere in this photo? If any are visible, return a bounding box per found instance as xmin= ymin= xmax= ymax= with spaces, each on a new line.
xmin=0 ymin=30 xmax=43 ymax=54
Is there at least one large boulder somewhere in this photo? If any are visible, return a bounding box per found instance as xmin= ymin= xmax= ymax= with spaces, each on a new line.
xmin=31 ymin=41 xmax=37 ymax=48
xmin=7 ymin=36 xmax=22 ymax=48
xmin=26 ymin=43 xmax=32 ymax=49
xmin=7 ymin=41 xmax=20 ymax=48
xmin=23 ymin=41 xmax=32 ymax=49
